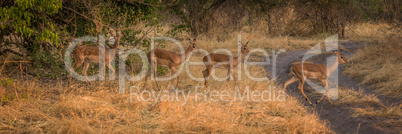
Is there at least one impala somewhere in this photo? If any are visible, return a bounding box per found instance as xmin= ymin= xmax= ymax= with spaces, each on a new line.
xmin=202 ymin=41 xmax=250 ymax=86
xmin=283 ymin=50 xmax=348 ymax=105
xmin=144 ymin=38 xmax=200 ymax=90
xmin=73 ymin=33 xmax=122 ymax=76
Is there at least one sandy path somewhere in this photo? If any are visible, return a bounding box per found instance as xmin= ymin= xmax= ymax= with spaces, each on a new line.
xmin=264 ymin=41 xmax=400 ymax=134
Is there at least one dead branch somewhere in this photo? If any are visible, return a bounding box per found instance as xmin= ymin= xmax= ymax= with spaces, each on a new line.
xmin=0 ymin=19 xmax=14 ymax=26
xmin=0 ymin=49 xmax=23 ymax=57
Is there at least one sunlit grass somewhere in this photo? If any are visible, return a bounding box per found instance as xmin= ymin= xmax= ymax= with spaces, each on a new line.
xmin=336 ymin=87 xmax=380 ymax=104
xmin=352 ymin=104 xmax=401 ymax=119
xmin=0 ymin=58 xmax=332 ymax=133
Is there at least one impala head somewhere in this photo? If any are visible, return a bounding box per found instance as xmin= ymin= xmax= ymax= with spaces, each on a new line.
xmin=335 ymin=49 xmax=348 ymax=63
xmin=239 ymin=41 xmax=250 ymax=54
xmin=188 ymin=38 xmax=200 ymax=54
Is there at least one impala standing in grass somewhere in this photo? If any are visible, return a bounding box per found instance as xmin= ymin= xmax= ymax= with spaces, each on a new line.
xmin=144 ymin=38 xmax=200 ymax=90
xmin=73 ymin=32 xmax=123 ymax=77
xmin=202 ymin=41 xmax=250 ymax=87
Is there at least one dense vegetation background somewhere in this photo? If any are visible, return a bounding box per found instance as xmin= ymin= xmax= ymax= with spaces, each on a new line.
xmin=0 ymin=0 xmax=400 ymax=133
xmin=1 ymin=0 xmax=400 ymax=76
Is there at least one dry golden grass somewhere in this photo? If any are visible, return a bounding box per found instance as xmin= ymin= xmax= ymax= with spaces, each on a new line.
xmin=343 ymin=33 xmax=401 ymax=97
xmin=0 ymin=47 xmax=333 ymax=133
xmin=336 ymin=87 xmax=380 ymax=104
xmin=352 ymin=104 xmax=401 ymax=119
xmin=6 ymin=21 xmax=399 ymax=133
xmin=342 ymin=23 xmax=401 ymax=120
xmin=345 ymin=23 xmax=400 ymax=41
xmin=200 ymin=32 xmax=321 ymax=51
xmin=335 ymin=82 xmax=400 ymax=121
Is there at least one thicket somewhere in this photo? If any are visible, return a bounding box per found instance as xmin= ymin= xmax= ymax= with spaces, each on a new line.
xmin=0 ymin=0 xmax=400 ymax=77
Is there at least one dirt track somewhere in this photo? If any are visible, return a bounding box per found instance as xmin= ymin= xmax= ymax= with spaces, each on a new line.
xmin=264 ymin=41 xmax=401 ymax=134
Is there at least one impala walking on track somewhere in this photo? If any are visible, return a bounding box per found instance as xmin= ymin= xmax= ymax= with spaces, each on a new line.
xmin=283 ymin=50 xmax=348 ymax=105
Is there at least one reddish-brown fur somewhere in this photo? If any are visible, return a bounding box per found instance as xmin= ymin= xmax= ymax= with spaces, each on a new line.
xmin=144 ymin=39 xmax=199 ymax=90
xmin=202 ymin=41 xmax=250 ymax=86
xmin=283 ymin=50 xmax=348 ymax=105
xmin=73 ymin=34 xmax=122 ymax=76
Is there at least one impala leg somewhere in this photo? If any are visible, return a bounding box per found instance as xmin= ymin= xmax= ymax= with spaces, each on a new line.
xmin=231 ymin=68 xmax=237 ymax=86
xmin=202 ymin=69 xmax=208 ymax=86
xmin=152 ymin=61 xmax=160 ymax=90
xmin=295 ymin=73 xmax=312 ymax=104
xmin=145 ymin=69 xmax=150 ymax=82
xmin=294 ymin=71 xmax=306 ymax=91
xmin=107 ymin=63 xmax=115 ymax=79
xmin=327 ymin=86 xmax=331 ymax=103
xmin=317 ymin=79 xmax=331 ymax=104
xmin=176 ymin=72 xmax=180 ymax=89
xmin=283 ymin=76 xmax=297 ymax=91
xmin=202 ymin=66 xmax=212 ymax=86
xmin=144 ymin=58 xmax=152 ymax=82
xmin=73 ymin=57 xmax=84 ymax=71
xmin=226 ymin=69 xmax=231 ymax=81
xmin=143 ymin=67 xmax=151 ymax=88
xmin=83 ymin=61 xmax=90 ymax=76
xmin=298 ymin=75 xmax=306 ymax=90
xmin=202 ymin=70 xmax=207 ymax=85
xmin=298 ymin=81 xmax=302 ymax=90
xmin=71 ymin=57 xmax=83 ymax=80
xmin=99 ymin=62 xmax=108 ymax=79
xmin=225 ymin=69 xmax=231 ymax=87
xmin=170 ymin=67 xmax=178 ymax=90
xmin=299 ymin=79 xmax=313 ymax=105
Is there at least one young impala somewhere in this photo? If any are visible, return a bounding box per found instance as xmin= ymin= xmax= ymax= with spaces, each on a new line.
xmin=73 ymin=33 xmax=122 ymax=76
xmin=202 ymin=41 xmax=250 ymax=86
xmin=283 ymin=50 xmax=348 ymax=105
xmin=144 ymin=38 xmax=200 ymax=90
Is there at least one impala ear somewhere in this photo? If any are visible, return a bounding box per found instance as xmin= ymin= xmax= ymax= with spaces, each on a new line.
xmin=334 ymin=50 xmax=338 ymax=54
xmin=245 ymin=41 xmax=249 ymax=45
xmin=193 ymin=38 xmax=196 ymax=43
xmin=238 ymin=41 xmax=242 ymax=46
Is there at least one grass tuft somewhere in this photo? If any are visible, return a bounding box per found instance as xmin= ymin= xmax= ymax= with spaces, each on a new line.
xmin=344 ymin=24 xmax=401 ymax=97
xmin=352 ymin=104 xmax=401 ymax=119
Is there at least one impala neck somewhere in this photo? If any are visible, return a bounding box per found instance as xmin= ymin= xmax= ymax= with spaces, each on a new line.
xmin=234 ymin=52 xmax=246 ymax=65
xmin=108 ymin=38 xmax=119 ymax=56
xmin=328 ymin=57 xmax=339 ymax=76
xmin=113 ymin=37 xmax=121 ymax=49
xmin=112 ymin=43 xmax=118 ymax=52
xmin=181 ymin=45 xmax=193 ymax=62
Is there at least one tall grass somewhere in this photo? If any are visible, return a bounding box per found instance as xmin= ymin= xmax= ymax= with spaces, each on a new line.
xmin=352 ymin=104 xmax=401 ymax=119
xmin=344 ymin=23 xmax=402 ymax=97
xmin=0 ymin=37 xmax=332 ymax=133
xmin=0 ymin=75 xmax=331 ymax=133
xmin=336 ymin=87 xmax=380 ymax=104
